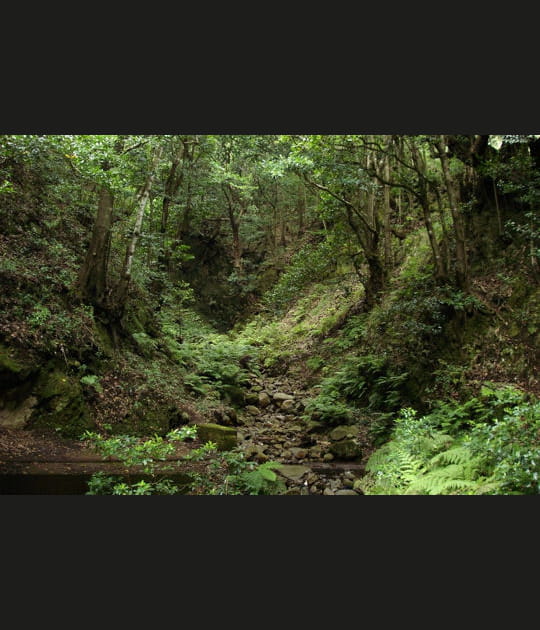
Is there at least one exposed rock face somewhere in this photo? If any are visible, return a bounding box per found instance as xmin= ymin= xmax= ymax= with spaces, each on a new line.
xmin=0 ymin=395 xmax=38 ymax=428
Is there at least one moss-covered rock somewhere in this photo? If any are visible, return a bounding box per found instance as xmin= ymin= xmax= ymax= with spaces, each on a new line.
xmin=329 ymin=439 xmax=362 ymax=460
xmin=30 ymin=369 xmax=94 ymax=438
xmin=195 ymin=423 xmax=237 ymax=451
xmin=0 ymin=343 xmax=35 ymax=387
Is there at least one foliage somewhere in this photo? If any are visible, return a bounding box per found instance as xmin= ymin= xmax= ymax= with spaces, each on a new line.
xmin=264 ymin=235 xmax=338 ymax=312
xmin=180 ymin=335 xmax=258 ymax=401
xmin=360 ymin=386 xmax=538 ymax=495
xmin=304 ymin=353 xmax=409 ymax=428
xmin=79 ymin=374 xmax=103 ymax=394
xmin=466 ymin=398 xmax=540 ymax=494
xmin=190 ymin=449 xmax=286 ymax=495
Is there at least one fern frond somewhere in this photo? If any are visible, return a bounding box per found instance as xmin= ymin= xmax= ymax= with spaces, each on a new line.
xmin=365 ymin=443 xmax=394 ymax=472
xmin=405 ymin=470 xmax=478 ymax=495
xmin=395 ymin=449 xmax=425 ymax=483
xmin=472 ymin=478 xmax=503 ymax=495
xmin=430 ymin=446 xmax=474 ymax=467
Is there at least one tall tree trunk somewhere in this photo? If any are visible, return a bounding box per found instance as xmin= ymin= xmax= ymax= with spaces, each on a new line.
xmin=410 ymin=142 xmax=447 ymax=281
xmin=296 ymin=178 xmax=306 ymax=237
xmin=223 ymin=184 xmax=243 ymax=270
xmin=160 ymin=140 xmax=185 ymax=271
xmin=383 ymin=155 xmax=392 ymax=268
xmin=436 ymin=135 xmax=470 ymax=290
xmin=77 ymin=185 xmax=114 ymax=307
xmin=116 ymin=144 xmax=163 ymax=309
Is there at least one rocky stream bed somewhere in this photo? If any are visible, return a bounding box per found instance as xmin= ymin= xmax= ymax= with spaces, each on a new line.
xmin=0 ymin=369 xmax=373 ymax=495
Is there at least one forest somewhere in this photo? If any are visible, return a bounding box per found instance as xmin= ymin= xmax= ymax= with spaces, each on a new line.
xmin=0 ymin=133 xmax=538 ymax=495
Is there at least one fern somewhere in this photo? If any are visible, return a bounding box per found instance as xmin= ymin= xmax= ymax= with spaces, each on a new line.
xmin=395 ymin=449 xmax=425 ymax=485
xmin=405 ymin=464 xmax=477 ymax=494
xmin=430 ymin=446 xmax=478 ymax=468
xmin=365 ymin=443 xmax=394 ymax=472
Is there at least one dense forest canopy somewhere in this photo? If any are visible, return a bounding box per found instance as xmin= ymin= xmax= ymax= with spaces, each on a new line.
xmin=0 ymin=134 xmax=538 ymax=494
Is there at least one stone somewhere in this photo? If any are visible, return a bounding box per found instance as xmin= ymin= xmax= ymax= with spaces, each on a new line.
xmin=276 ymin=464 xmax=311 ymax=482
xmin=323 ymin=453 xmax=334 ymax=461
xmin=304 ymin=420 xmax=325 ymax=434
xmin=329 ymin=425 xmax=357 ymax=441
xmin=323 ymin=488 xmax=335 ymax=495
xmin=195 ymin=423 xmax=237 ymax=451
xmin=244 ymin=443 xmax=269 ymax=462
xmin=258 ymin=392 xmax=271 ymax=408
xmin=0 ymin=395 xmax=38 ymax=429
xmin=281 ymin=399 xmax=296 ymax=413
xmin=329 ymin=439 xmax=362 ymax=460
xmin=245 ymin=405 xmax=261 ymax=416
xmin=244 ymin=392 xmax=259 ymax=405
xmin=335 ymin=489 xmax=359 ymax=496
xmin=290 ymin=447 xmax=308 ymax=460
xmin=309 ymin=446 xmax=323 ymax=459
xmin=353 ymin=480 xmax=365 ymax=493
xmin=273 ymin=392 xmax=295 ymax=402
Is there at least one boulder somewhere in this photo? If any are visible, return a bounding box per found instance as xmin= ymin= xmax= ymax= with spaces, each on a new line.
xmin=244 ymin=392 xmax=260 ymax=405
xmin=329 ymin=439 xmax=362 ymax=460
xmin=329 ymin=425 xmax=357 ymax=441
xmin=195 ymin=423 xmax=237 ymax=451
xmin=276 ymin=464 xmax=311 ymax=483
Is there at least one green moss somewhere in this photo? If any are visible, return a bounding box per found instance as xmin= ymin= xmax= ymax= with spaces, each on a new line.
xmin=94 ymin=321 xmax=115 ymax=358
xmin=31 ymin=369 xmax=94 ymax=438
xmin=0 ymin=343 xmax=34 ymax=386
xmin=195 ymin=423 xmax=237 ymax=451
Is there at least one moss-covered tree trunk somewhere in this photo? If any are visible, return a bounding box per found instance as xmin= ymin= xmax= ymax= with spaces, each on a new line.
xmin=436 ymin=135 xmax=470 ymax=291
xmin=77 ymin=185 xmax=114 ymax=308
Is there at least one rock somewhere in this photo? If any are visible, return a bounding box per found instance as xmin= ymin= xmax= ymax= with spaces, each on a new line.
xmin=335 ymin=489 xmax=359 ymax=496
xmin=0 ymin=395 xmax=38 ymax=429
xmin=243 ymin=443 xmax=269 ymax=462
xmin=329 ymin=425 xmax=357 ymax=441
xmin=244 ymin=392 xmax=260 ymax=405
xmin=323 ymin=453 xmax=334 ymax=461
xmin=281 ymin=399 xmax=296 ymax=413
xmin=245 ymin=405 xmax=261 ymax=416
xmin=290 ymin=447 xmax=308 ymax=460
xmin=353 ymin=480 xmax=364 ymax=493
xmin=273 ymin=392 xmax=294 ymax=402
xmin=276 ymin=464 xmax=311 ymax=482
xmin=343 ymin=479 xmax=354 ymax=489
xmin=0 ymin=343 xmax=36 ymax=386
xmin=309 ymin=446 xmax=323 ymax=459
xmin=31 ymin=369 xmax=93 ymax=439
xmin=250 ymin=385 xmax=263 ymax=392
xmin=304 ymin=419 xmax=325 ymax=434
xmin=258 ymin=392 xmax=271 ymax=408
xmin=329 ymin=439 xmax=362 ymax=460
xmin=195 ymin=423 xmax=237 ymax=451
xmin=323 ymin=488 xmax=335 ymax=495
xmin=220 ymin=384 xmax=245 ymax=406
